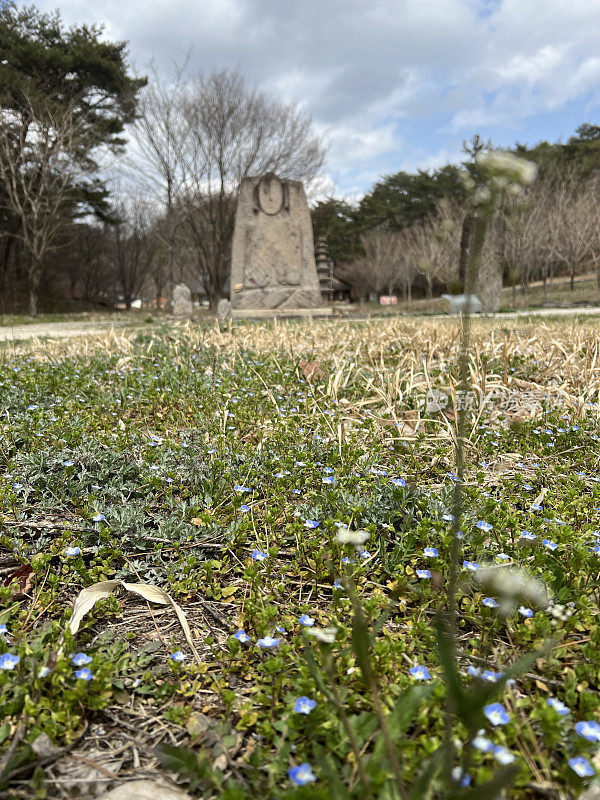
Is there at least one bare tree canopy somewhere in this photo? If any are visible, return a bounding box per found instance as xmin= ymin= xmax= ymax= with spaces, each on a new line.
xmin=0 ymin=95 xmax=89 ymax=315
xmin=132 ymin=65 xmax=327 ymax=309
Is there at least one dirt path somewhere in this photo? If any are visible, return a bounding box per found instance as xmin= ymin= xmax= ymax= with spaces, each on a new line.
xmin=0 ymin=320 xmax=133 ymax=342
xmin=3 ymin=305 xmax=600 ymax=343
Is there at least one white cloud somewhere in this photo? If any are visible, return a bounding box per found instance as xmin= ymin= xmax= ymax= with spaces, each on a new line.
xmin=37 ymin=0 xmax=600 ymax=194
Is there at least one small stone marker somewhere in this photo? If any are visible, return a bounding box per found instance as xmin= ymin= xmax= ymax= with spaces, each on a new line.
xmin=441 ymin=294 xmax=483 ymax=314
xmin=217 ymin=298 xmax=231 ymax=319
xmin=172 ymin=283 xmax=193 ymax=317
xmin=230 ymin=172 xmax=327 ymax=315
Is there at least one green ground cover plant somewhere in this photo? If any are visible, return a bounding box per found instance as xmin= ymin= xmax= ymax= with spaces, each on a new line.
xmin=0 ymin=314 xmax=600 ymax=798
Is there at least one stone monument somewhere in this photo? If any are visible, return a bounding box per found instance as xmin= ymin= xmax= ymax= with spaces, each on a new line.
xmin=230 ymin=172 xmax=328 ymax=316
xmin=172 ymin=283 xmax=193 ymax=317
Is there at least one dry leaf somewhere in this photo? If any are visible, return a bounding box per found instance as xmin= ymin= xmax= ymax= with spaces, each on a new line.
xmin=66 ymin=580 xmax=201 ymax=664
xmin=4 ymin=564 xmax=34 ymax=598
xmin=298 ymin=358 xmax=325 ymax=380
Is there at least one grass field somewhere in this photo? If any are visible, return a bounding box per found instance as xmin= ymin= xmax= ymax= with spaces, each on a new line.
xmin=2 ymin=317 xmax=600 ymax=798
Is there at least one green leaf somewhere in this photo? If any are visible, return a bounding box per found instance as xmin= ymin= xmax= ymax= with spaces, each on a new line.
xmin=351 ymin=601 xmax=374 ymax=684
xmin=435 ymin=617 xmax=465 ymax=711
xmin=408 ymin=745 xmax=445 ymax=800
xmin=0 ymin=725 xmax=10 ymax=747
xmin=464 ymin=648 xmax=543 ymax=734
xmin=154 ymin=743 xmax=210 ymax=791
xmin=372 ymin=684 xmax=434 ymax=763
xmin=314 ymin=748 xmax=351 ymax=800
xmin=449 ymin=764 xmax=519 ymax=800
xmin=0 ymin=743 xmax=35 ymax=789
xmin=347 ymin=711 xmax=379 ymax=748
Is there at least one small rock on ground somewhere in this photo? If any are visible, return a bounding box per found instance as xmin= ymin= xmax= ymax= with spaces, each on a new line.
xmin=97 ymin=779 xmax=192 ymax=800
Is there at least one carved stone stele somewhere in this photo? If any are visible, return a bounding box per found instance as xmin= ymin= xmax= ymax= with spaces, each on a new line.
xmin=230 ymin=173 xmax=324 ymax=311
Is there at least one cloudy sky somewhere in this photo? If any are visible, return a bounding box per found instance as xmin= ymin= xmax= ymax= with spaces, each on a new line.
xmin=38 ymin=0 xmax=600 ymax=199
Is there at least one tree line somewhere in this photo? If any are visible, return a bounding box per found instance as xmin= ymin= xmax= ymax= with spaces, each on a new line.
xmin=2 ymin=2 xmax=600 ymax=315
xmin=314 ymin=129 xmax=600 ymax=302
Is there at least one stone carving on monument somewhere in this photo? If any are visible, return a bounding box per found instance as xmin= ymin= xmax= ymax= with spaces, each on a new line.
xmin=230 ymin=172 xmax=325 ymax=312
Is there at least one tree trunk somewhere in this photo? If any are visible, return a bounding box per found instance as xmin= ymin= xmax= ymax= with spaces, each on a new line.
xmin=570 ymin=265 xmax=575 ymax=291
xmin=458 ymin=211 xmax=476 ymax=290
xmin=407 ymin=280 xmax=412 ymax=303
xmin=27 ymin=258 xmax=41 ymax=317
xmin=542 ymin=271 xmax=547 ymax=301
xmin=208 ymin=285 xmax=219 ymax=312
xmin=427 ymin=278 xmax=433 ymax=300
xmin=28 ymin=285 xmax=38 ymax=317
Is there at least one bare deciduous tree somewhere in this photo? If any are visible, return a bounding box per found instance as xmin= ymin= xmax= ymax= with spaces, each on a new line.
xmin=0 ymin=97 xmax=87 ymax=315
xmin=108 ymin=197 xmax=156 ymax=310
xmin=408 ymin=200 xmax=465 ymax=298
xmin=129 ymin=60 xmax=190 ymax=303
xmin=545 ymin=170 xmax=593 ymax=293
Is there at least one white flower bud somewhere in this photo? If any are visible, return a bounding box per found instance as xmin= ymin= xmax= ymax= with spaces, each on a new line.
xmin=475 ymin=566 xmax=549 ymax=615
xmin=307 ymin=626 xmax=337 ymax=643
xmin=335 ymin=529 xmax=370 ymax=547
xmin=472 ymin=186 xmax=491 ymax=206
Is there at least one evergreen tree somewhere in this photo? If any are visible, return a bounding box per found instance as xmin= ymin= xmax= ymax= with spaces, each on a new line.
xmin=0 ymin=1 xmax=145 ymax=311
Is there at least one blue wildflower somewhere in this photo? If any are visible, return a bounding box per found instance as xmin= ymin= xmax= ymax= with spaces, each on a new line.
xmin=569 ymin=756 xmax=595 ymax=777
xmin=482 ymin=597 xmax=499 ymax=608
xmin=0 ymin=653 xmax=20 ymax=670
xmin=472 ymin=734 xmax=493 ymax=752
xmin=416 ymin=569 xmax=431 ymax=579
xmin=493 ymin=745 xmax=515 ymax=765
xmin=520 ymin=530 xmax=536 ymax=540
xmin=294 ymin=697 xmax=317 ymax=714
xmin=169 ymin=651 xmax=186 ymax=662
xmin=251 ymin=550 xmax=268 ymax=561
xmin=233 ymin=630 xmax=251 ymax=643
xmin=298 ymin=614 xmax=315 ymax=626
xmin=288 ymin=764 xmax=317 ymax=785
xmin=424 ymin=546 xmax=438 ymax=557
xmin=74 ymin=668 xmax=93 ymax=681
xmin=575 ymin=720 xmax=600 ymax=742
xmin=547 ymin=697 xmax=569 ymax=715
xmin=476 ymin=521 xmax=493 ymax=532
xmin=409 ymin=665 xmax=431 ymax=681
xmin=71 ymin=653 xmax=92 ymax=667
xmin=257 ymin=636 xmax=279 ymax=648
xmin=483 ymin=702 xmax=510 ymax=726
